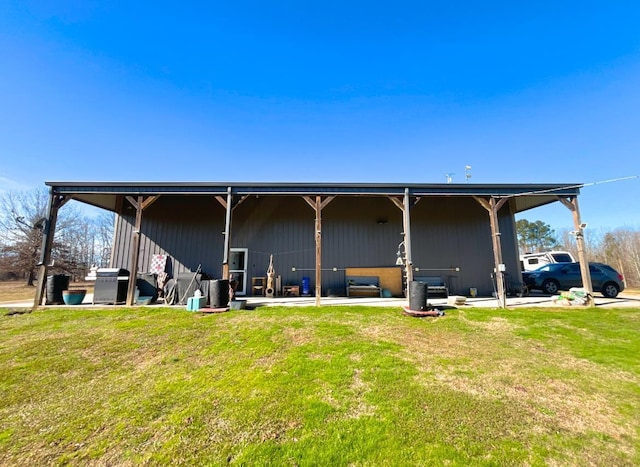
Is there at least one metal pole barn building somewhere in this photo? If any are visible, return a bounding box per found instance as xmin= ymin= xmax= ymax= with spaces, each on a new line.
xmin=33 ymin=181 xmax=590 ymax=308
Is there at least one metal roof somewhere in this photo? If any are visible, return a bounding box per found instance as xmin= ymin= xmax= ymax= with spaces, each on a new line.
xmin=45 ymin=181 xmax=582 ymax=213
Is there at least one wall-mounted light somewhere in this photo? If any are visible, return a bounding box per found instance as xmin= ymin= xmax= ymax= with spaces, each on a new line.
xmin=377 ymin=219 xmax=388 ymax=225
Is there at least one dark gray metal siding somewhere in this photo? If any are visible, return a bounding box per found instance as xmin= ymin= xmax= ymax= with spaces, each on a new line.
xmin=111 ymin=194 xmax=519 ymax=297
xmin=112 ymin=196 xmax=226 ymax=277
xmin=232 ymin=196 xmax=316 ymax=289
xmin=406 ymin=197 xmax=519 ymax=296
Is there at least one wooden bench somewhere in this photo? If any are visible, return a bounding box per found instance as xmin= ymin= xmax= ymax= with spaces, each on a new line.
xmin=346 ymin=276 xmax=382 ymax=297
xmin=414 ymin=276 xmax=449 ymax=297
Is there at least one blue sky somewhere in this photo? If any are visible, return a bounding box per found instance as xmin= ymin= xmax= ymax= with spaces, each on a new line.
xmin=1 ymin=1 xmax=639 ymax=232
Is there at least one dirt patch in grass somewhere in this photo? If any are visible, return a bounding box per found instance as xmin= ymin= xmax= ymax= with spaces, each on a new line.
xmin=345 ymin=368 xmax=376 ymax=419
xmin=282 ymin=326 xmax=315 ymax=346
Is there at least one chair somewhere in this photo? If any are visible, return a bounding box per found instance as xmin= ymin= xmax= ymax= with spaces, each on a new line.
xmin=251 ymin=277 xmax=266 ymax=296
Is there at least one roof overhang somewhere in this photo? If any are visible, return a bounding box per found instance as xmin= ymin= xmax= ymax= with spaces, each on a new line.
xmin=45 ymin=181 xmax=582 ymax=213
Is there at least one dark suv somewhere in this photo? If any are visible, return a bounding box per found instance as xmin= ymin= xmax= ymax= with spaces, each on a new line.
xmin=522 ymin=262 xmax=624 ymax=298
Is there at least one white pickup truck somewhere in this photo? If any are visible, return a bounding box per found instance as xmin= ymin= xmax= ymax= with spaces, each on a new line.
xmin=520 ymin=251 xmax=575 ymax=271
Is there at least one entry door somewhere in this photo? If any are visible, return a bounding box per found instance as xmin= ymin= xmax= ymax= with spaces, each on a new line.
xmin=229 ymin=248 xmax=248 ymax=296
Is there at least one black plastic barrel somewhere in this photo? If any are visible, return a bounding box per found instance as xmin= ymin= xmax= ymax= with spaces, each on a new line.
xmin=210 ymin=279 xmax=230 ymax=308
xmin=408 ymin=281 xmax=428 ymax=311
xmin=46 ymin=274 xmax=70 ymax=305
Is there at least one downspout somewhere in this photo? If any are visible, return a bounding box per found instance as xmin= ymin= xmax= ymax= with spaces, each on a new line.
xmin=402 ymin=188 xmax=414 ymax=285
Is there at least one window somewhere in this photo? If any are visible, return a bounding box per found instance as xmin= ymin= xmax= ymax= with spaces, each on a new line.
xmin=551 ymin=253 xmax=573 ymax=262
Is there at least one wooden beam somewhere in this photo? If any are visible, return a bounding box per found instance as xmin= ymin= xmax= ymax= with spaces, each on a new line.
xmin=475 ymin=195 xmax=509 ymax=213
xmin=495 ymin=197 xmax=509 ymax=211
xmin=389 ymin=195 xmax=421 ymax=212
xmin=473 ymin=195 xmax=490 ymax=212
xmin=488 ymin=197 xmax=507 ymax=308
xmin=126 ymin=195 xmax=144 ymax=306
xmin=33 ymin=193 xmax=68 ymax=307
xmin=57 ymin=196 xmax=72 ymax=210
xmin=302 ymin=195 xmax=335 ymax=306
xmin=315 ymin=196 xmax=322 ymax=307
xmin=388 ymin=196 xmax=404 ymax=211
xmin=302 ymin=196 xmax=315 ymax=210
xmin=123 ymin=195 xmax=162 ymax=305
xmin=556 ymin=196 xmax=573 ymax=211
xmin=474 ymin=196 xmax=507 ymax=307
xmin=125 ymin=196 xmax=139 ymax=210
xmin=216 ymin=194 xmax=248 ymax=212
xmin=222 ymin=187 xmax=233 ymax=280
xmin=321 ymin=196 xmax=335 ymax=210
xmin=232 ymin=195 xmax=249 ymax=211
xmin=141 ymin=195 xmax=160 ymax=210
xmin=557 ymin=196 xmax=593 ymax=297
xmin=214 ymin=195 xmax=227 ymax=210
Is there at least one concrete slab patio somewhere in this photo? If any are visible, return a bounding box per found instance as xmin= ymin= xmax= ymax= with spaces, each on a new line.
xmin=2 ymin=291 xmax=639 ymax=310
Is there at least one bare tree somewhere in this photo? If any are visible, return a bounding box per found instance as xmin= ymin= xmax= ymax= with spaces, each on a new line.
xmin=0 ymin=188 xmax=53 ymax=285
xmin=95 ymin=210 xmax=115 ymax=267
xmin=53 ymin=209 xmax=115 ymax=279
xmin=606 ymin=228 xmax=640 ymax=288
xmin=556 ymin=226 xmax=640 ymax=288
xmin=0 ymin=188 xmax=114 ymax=285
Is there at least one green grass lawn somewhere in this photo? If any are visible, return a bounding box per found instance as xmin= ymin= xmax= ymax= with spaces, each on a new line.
xmin=1 ymin=305 xmax=638 ymax=466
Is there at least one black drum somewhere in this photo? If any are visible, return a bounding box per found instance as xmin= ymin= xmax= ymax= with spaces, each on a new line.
xmin=408 ymin=281 xmax=428 ymax=311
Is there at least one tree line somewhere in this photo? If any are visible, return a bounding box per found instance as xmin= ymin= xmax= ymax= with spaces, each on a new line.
xmin=0 ymin=188 xmax=114 ymax=285
xmin=517 ymin=219 xmax=640 ymax=288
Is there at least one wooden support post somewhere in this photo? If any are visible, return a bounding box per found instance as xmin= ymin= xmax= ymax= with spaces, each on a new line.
xmin=216 ymin=191 xmax=246 ymax=281
xmin=388 ymin=190 xmax=415 ymax=297
xmin=315 ymin=196 xmax=322 ymax=307
xmin=474 ymin=196 xmax=509 ymax=308
xmin=303 ymin=195 xmax=335 ymax=306
xmin=33 ymin=190 xmax=70 ymax=307
xmin=558 ymin=196 xmax=593 ymax=296
xmin=126 ymin=195 xmax=143 ymax=306
xmin=124 ymin=195 xmax=159 ymax=306
xmin=489 ymin=197 xmax=507 ymax=308
xmin=222 ymin=187 xmax=232 ymax=280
